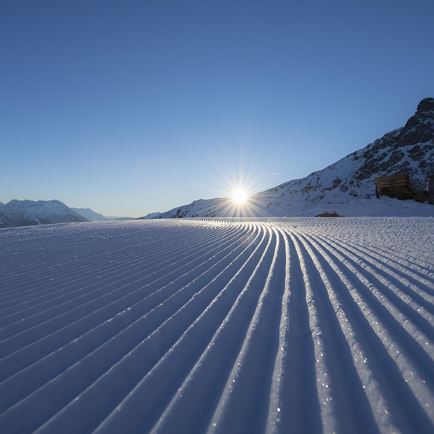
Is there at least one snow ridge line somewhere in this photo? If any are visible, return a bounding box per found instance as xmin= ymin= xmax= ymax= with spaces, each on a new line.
xmin=0 ymin=221 xmax=216 ymax=278
xmin=302 ymin=232 xmax=434 ymax=432
xmin=0 ymin=224 xmax=246 ymax=333
xmin=0 ymin=222 xmax=238 ymax=301
xmin=0 ymin=225 xmax=257 ymax=383
xmin=35 ymin=224 xmax=268 ymax=434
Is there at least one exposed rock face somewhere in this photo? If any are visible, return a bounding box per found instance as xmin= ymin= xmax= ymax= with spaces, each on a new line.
xmin=417 ymin=97 xmax=434 ymax=113
xmin=353 ymin=97 xmax=433 ymax=190
xmin=401 ymin=97 xmax=434 ymax=145
xmin=142 ymin=98 xmax=434 ymax=218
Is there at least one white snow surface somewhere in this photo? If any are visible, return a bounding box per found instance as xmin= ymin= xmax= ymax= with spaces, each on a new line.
xmin=0 ymin=218 xmax=433 ymax=433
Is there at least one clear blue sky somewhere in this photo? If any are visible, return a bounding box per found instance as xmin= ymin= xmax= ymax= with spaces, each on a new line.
xmin=1 ymin=0 xmax=433 ymax=216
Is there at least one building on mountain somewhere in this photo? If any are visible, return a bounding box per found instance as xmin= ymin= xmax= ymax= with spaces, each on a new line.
xmin=375 ymin=174 xmax=434 ymax=204
xmin=375 ymin=175 xmax=413 ymax=200
xmin=426 ymin=175 xmax=434 ymax=203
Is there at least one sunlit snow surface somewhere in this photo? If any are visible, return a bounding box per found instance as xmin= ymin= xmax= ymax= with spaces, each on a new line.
xmin=0 ymin=218 xmax=433 ymax=434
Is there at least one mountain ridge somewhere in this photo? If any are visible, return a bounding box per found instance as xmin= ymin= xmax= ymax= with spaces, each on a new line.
xmin=0 ymin=200 xmax=88 ymax=228
xmin=142 ymin=97 xmax=434 ymax=219
xmin=71 ymin=207 xmax=107 ymax=221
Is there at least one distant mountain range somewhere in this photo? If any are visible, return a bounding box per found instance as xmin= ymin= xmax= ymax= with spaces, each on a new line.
xmin=0 ymin=201 xmax=122 ymax=228
xmin=71 ymin=208 xmax=133 ymax=221
xmin=142 ymin=97 xmax=434 ymax=218
xmin=0 ymin=200 xmax=87 ymax=228
xmin=71 ymin=207 xmax=107 ymax=221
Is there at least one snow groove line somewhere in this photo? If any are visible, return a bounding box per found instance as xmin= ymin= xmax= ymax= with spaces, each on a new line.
xmin=204 ymin=227 xmax=285 ymax=434
xmin=5 ymin=226 xmax=246 ymax=308
xmin=265 ymin=229 xmax=321 ymax=434
xmin=341 ymin=239 xmax=434 ymax=285
xmin=265 ymin=227 xmax=290 ymax=434
xmin=0 ymin=223 xmax=245 ymax=333
xmin=0 ymin=221 xmax=227 ymax=281
xmin=286 ymin=231 xmax=338 ymax=434
xmin=0 ymin=224 xmax=204 ymax=285
xmin=294 ymin=232 xmax=397 ymax=432
xmin=314 ymin=233 xmax=434 ymax=315
xmin=337 ymin=237 xmax=434 ymax=269
xmin=0 ymin=226 xmax=217 ymax=310
xmin=14 ymin=224 xmax=268 ymax=433
xmin=0 ymin=225 xmax=261 ymax=413
xmin=90 ymin=225 xmax=276 ymax=434
xmin=0 ymin=225 xmax=257 ymax=416
xmin=319 ymin=234 xmax=434 ymax=297
xmin=0 ymin=225 xmax=262 ymax=432
xmin=324 ymin=236 xmax=434 ymax=313
xmin=28 ymin=224 xmax=266 ymax=434
xmin=146 ymin=227 xmax=285 ymax=434
xmin=0 ymin=223 xmax=238 ymax=309
xmin=1 ymin=224 xmax=246 ymax=350
xmin=0 ymin=222 xmax=236 ymax=297
xmin=0 ymin=224 xmax=256 ymax=380
xmin=300 ymin=232 xmax=433 ymax=433
xmin=292 ymin=230 xmax=380 ymax=434
xmin=304 ymin=234 xmax=434 ymax=431
xmin=314 ymin=235 xmax=434 ymax=352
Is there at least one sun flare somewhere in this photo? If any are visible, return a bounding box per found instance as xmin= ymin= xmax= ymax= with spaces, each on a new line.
xmin=231 ymin=188 xmax=249 ymax=206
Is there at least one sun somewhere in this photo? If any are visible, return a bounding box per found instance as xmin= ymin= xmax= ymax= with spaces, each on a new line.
xmin=231 ymin=188 xmax=249 ymax=206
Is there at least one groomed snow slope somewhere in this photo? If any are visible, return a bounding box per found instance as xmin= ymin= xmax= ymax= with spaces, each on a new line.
xmin=0 ymin=219 xmax=433 ymax=434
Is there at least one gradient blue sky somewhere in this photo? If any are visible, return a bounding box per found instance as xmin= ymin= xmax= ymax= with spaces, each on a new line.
xmin=1 ymin=0 xmax=433 ymax=216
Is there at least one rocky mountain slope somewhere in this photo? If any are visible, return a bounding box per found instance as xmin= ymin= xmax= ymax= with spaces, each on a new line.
xmin=71 ymin=207 xmax=107 ymax=221
xmin=0 ymin=200 xmax=88 ymax=228
xmin=143 ymin=97 xmax=434 ymax=218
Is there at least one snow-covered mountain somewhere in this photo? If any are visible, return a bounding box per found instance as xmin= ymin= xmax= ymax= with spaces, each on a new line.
xmin=0 ymin=209 xmax=17 ymax=228
xmin=72 ymin=207 xmax=107 ymax=221
xmin=143 ymin=97 xmax=434 ymax=218
xmin=0 ymin=200 xmax=88 ymax=228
